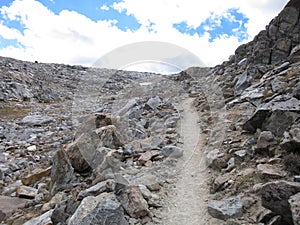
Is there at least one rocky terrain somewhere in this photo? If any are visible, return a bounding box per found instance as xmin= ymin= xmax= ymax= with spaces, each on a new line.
xmin=1 ymin=0 xmax=300 ymax=224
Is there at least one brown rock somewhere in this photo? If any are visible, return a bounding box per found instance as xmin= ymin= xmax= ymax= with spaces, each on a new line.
xmin=21 ymin=167 xmax=51 ymax=185
xmin=118 ymin=186 xmax=149 ymax=218
xmin=16 ymin=185 xmax=38 ymax=199
xmin=95 ymin=125 xmax=124 ymax=149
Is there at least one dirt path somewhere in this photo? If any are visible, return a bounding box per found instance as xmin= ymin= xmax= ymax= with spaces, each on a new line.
xmin=161 ymin=97 xmax=219 ymax=225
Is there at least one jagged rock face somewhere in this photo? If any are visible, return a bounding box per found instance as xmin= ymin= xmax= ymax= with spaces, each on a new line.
xmin=235 ymin=1 xmax=300 ymax=65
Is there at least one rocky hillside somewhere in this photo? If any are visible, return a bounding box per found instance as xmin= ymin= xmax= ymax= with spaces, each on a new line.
xmin=0 ymin=0 xmax=300 ymax=225
xmin=187 ymin=0 xmax=300 ymax=224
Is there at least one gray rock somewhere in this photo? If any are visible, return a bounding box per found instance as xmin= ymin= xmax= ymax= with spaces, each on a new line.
xmin=68 ymin=193 xmax=128 ymax=225
xmin=21 ymin=115 xmax=54 ymax=126
xmin=208 ymin=196 xmax=243 ymax=220
xmin=95 ymin=125 xmax=124 ymax=149
xmin=256 ymin=131 xmax=277 ymax=151
xmin=243 ymin=96 xmax=300 ymax=134
xmin=280 ymin=123 xmax=300 ymax=151
xmin=235 ymin=70 xmax=250 ymax=96
xmin=222 ymin=157 xmax=236 ymax=172
xmin=271 ymin=78 xmax=288 ymax=92
xmin=257 ymin=164 xmax=287 ymax=179
xmin=23 ymin=210 xmax=54 ymax=225
xmin=77 ymin=179 xmax=114 ymax=200
xmin=206 ymin=149 xmax=226 ymax=169
xmin=161 ymin=145 xmax=183 ymax=158
xmin=145 ymin=96 xmax=161 ymax=110
xmin=260 ymin=180 xmax=300 ymax=224
xmin=66 ymin=132 xmax=98 ymax=172
xmin=50 ymin=150 xmax=74 ymax=195
xmin=234 ymin=150 xmax=247 ymax=159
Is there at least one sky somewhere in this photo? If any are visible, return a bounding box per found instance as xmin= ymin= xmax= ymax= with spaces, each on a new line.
xmin=0 ymin=0 xmax=289 ymax=72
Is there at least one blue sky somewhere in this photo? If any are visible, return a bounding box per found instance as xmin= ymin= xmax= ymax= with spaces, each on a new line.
xmin=0 ymin=0 xmax=289 ymax=69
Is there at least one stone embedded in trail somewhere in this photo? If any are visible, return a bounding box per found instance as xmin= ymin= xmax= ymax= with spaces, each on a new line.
xmin=118 ymin=185 xmax=149 ymax=218
xmin=208 ymin=196 xmax=243 ymax=220
xmin=161 ymin=145 xmax=183 ymax=158
xmin=68 ymin=193 xmax=128 ymax=225
xmin=260 ymin=180 xmax=300 ymax=224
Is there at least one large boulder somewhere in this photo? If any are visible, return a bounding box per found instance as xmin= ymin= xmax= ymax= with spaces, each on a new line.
xmin=67 ymin=114 xmax=124 ymax=173
xmin=117 ymin=186 xmax=149 ymax=218
xmin=208 ymin=196 xmax=243 ymax=220
xmin=50 ymin=150 xmax=74 ymax=195
xmin=260 ymin=180 xmax=300 ymax=224
xmin=68 ymin=193 xmax=128 ymax=225
xmin=243 ymin=96 xmax=300 ymax=135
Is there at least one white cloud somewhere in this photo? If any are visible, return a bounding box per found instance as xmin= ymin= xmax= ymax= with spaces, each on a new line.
xmin=0 ymin=21 xmax=22 ymax=40
xmin=100 ymin=5 xmax=110 ymax=11
xmin=0 ymin=0 xmax=289 ymax=69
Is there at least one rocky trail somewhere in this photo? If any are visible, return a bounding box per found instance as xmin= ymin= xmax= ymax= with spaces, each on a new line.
xmin=162 ymin=98 xmax=219 ymax=225
xmin=1 ymin=0 xmax=300 ymax=224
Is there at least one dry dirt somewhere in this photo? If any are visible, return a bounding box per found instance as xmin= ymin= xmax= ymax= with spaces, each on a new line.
xmin=161 ymin=98 xmax=220 ymax=225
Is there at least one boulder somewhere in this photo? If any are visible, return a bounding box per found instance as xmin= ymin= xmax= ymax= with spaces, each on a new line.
xmin=118 ymin=186 xmax=149 ymax=218
xmin=161 ymin=145 xmax=183 ymax=158
xmin=66 ymin=133 xmax=96 ymax=172
xmin=68 ymin=193 xmax=128 ymax=225
xmin=243 ymin=96 xmax=300 ymax=134
xmin=260 ymin=180 xmax=300 ymax=224
xmin=75 ymin=113 xmax=113 ymax=139
xmin=206 ymin=149 xmax=227 ymax=169
xmin=50 ymin=150 xmax=74 ymax=194
xmin=256 ymin=131 xmax=276 ymax=150
xmin=257 ymin=164 xmax=287 ymax=179
xmin=208 ymin=196 xmax=243 ymax=220
xmin=21 ymin=115 xmax=54 ymax=126
xmin=95 ymin=125 xmax=124 ymax=149
xmin=234 ymin=70 xmax=251 ymax=96
xmin=280 ymin=122 xmax=300 ymax=152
